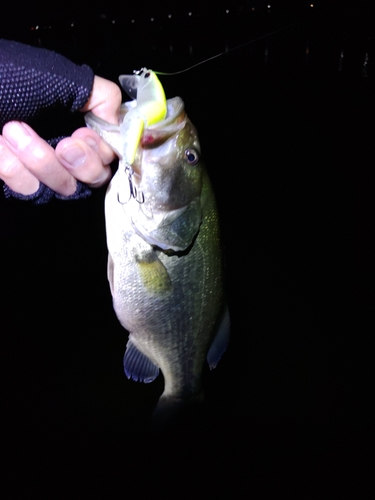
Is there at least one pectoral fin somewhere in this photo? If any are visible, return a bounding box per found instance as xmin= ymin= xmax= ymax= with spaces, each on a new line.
xmin=123 ymin=339 xmax=160 ymax=383
xmin=207 ymin=306 xmax=230 ymax=370
xmin=137 ymin=256 xmax=172 ymax=294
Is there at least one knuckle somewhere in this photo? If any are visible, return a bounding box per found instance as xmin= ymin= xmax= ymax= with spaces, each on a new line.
xmin=111 ymin=83 xmax=122 ymax=106
xmin=0 ymin=153 xmax=22 ymax=180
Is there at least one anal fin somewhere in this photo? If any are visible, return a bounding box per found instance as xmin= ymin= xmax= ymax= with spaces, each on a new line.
xmin=123 ymin=339 xmax=160 ymax=383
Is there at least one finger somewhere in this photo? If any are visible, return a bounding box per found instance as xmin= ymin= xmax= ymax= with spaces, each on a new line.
xmin=2 ymin=122 xmax=76 ymax=196
xmin=80 ymin=76 xmax=122 ymax=124
xmin=56 ymin=134 xmax=113 ymax=188
xmin=0 ymin=135 xmax=39 ymax=194
xmin=71 ymin=127 xmax=116 ymax=165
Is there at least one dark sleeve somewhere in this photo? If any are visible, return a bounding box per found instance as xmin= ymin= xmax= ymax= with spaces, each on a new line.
xmin=0 ymin=39 xmax=94 ymax=128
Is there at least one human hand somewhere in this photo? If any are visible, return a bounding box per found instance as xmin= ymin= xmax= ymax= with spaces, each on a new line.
xmin=0 ymin=76 xmax=122 ymax=197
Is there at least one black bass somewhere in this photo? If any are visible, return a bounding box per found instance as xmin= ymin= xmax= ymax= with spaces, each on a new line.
xmin=85 ymin=69 xmax=229 ymax=419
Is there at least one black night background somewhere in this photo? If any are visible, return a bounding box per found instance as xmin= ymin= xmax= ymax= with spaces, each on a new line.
xmin=1 ymin=1 xmax=374 ymax=497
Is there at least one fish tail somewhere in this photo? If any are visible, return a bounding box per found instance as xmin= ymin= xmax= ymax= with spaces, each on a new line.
xmin=151 ymin=391 xmax=204 ymax=432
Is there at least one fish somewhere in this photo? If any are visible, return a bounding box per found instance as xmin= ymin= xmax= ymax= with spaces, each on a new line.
xmin=85 ymin=69 xmax=229 ymax=422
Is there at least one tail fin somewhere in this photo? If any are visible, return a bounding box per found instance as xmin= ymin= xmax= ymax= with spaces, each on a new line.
xmin=151 ymin=392 xmax=204 ymax=432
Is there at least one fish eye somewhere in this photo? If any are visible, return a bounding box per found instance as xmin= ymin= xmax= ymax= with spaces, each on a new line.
xmin=185 ymin=148 xmax=200 ymax=166
xmin=145 ymin=72 xmax=151 ymax=78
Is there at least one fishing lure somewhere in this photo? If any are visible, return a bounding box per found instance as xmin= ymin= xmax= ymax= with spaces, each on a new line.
xmin=118 ymin=68 xmax=167 ymax=165
xmin=86 ymin=68 xmax=167 ymax=203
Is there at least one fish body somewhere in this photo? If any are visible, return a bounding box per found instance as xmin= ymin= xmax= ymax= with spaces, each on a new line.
xmin=85 ymin=72 xmax=229 ymax=418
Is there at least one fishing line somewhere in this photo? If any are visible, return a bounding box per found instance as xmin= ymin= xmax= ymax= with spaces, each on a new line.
xmin=154 ymin=22 xmax=297 ymax=76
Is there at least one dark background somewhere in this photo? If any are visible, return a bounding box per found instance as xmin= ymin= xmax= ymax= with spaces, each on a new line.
xmin=1 ymin=2 xmax=374 ymax=497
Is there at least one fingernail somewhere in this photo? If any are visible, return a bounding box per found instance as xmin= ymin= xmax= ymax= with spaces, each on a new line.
xmin=3 ymin=122 xmax=32 ymax=150
xmin=60 ymin=144 xmax=86 ymax=167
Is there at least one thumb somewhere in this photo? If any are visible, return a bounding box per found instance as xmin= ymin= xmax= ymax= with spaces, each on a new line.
xmin=80 ymin=76 xmax=122 ymax=125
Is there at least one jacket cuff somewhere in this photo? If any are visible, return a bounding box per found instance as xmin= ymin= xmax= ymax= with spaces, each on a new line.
xmin=3 ymin=180 xmax=91 ymax=204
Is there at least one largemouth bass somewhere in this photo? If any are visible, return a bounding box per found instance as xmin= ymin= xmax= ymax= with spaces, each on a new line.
xmin=85 ymin=70 xmax=229 ymax=420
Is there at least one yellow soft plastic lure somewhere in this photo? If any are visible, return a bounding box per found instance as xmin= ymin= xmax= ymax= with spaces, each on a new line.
xmin=118 ymin=68 xmax=167 ymax=165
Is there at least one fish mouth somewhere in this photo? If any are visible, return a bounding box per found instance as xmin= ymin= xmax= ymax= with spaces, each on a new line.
xmin=127 ymin=96 xmax=194 ymax=204
xmin=121 ymin=97 xmax=187 ymax=151
xmin=148 ymin=97 xmax=185 ymax=128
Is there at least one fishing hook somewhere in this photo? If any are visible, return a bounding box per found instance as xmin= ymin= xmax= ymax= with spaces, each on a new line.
xmin=117 ymin=164 xmax=145 ymax=205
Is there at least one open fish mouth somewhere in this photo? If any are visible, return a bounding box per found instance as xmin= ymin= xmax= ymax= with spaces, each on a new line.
xmin=122 ymin=97 xmax=187 ymax=149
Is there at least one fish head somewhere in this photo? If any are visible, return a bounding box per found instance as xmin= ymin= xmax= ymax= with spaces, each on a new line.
xmin=124 ymin=97 xmax=204 ymax=252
